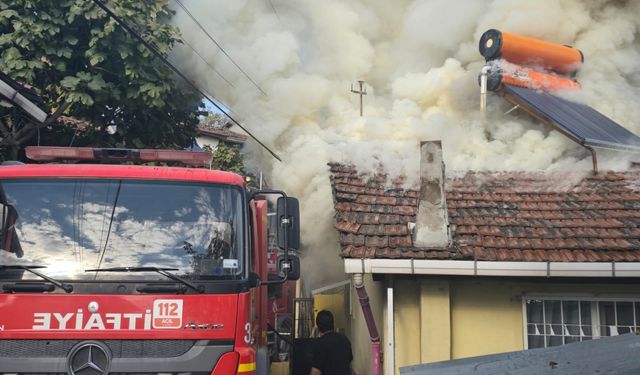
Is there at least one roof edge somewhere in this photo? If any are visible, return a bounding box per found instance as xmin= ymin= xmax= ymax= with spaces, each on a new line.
xmin=344 ymin=259 xmax=640 ymax=278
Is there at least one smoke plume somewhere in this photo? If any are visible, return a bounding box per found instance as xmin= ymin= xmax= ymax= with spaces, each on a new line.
xmin=170 ymin=0 xmax=640 ymax=288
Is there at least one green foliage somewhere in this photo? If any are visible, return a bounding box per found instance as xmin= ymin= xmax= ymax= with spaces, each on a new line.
xmin=201 ymin=113 xmax=231 ymax=128
xmin=0 ymin=0 xmax=203 ymax=159
xmin=202 ymin=143 xmax=245 ymax=174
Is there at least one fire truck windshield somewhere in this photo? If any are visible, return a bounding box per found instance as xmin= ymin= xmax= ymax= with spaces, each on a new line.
xmin=0 ymin=179 xmax=244 ymax=281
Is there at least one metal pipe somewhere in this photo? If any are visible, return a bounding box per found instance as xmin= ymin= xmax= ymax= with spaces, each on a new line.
xmin=386 ymin=279 xmax=395 ymax=375
xmin=480 ymin=65 xmax=490 ymax=113
xmin=588 ymin=146 xmax=598 ymax=175
xmin=353 ymin=274 xmax=381 ymax=375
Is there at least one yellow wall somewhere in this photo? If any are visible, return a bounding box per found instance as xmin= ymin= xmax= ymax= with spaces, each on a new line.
xmin=420 ymin=281 xmax=451 ymax=363
xmin=388 ymin=278 xmax=640 ymax=374
xmin=394 ymin=280 xmax=421 ymax=373
xmin=450 ymin=280 xmax=523 ymax=359
xmin=313 ymin=292 xmax=347 ymax=333
xmin=393 ymin=279 xmax=451 ymax=375
xmin=449 ymin=280 xmax=640 ymax=360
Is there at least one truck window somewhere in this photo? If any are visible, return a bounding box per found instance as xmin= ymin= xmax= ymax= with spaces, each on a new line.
xmin=0 ymin=179 xmax=245 ymax=281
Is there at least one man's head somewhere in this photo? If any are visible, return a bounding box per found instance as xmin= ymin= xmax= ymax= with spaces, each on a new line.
xmin=316 ymin=310 xmax=334 ymax=334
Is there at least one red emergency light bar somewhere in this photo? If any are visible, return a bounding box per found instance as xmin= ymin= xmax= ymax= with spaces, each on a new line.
xmin=25 ymin=146 xmax=213 ymax=167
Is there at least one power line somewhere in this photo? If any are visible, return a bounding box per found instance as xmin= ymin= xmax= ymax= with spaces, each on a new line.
xmin=266 ymin=0 xmax=283 ymax=25
xmin=177 ymin=40 xmax=241 ymax=115
xmin=179 ymin=38 xmax=234 ymax=88
xmin=173 ymin=0 xmax=268 ymax=97
xmin=92 ymin=0 xmax=281 ymax=162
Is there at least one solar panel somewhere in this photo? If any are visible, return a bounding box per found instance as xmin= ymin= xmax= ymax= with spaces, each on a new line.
xmin=502 ymin=84 xmax=640 ymax=152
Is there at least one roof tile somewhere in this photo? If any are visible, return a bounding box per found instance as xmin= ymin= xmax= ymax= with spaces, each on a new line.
xmin=352 ymin=203 xmax=373 ymax=212
xmin=392 ymin=205 xmax=417 ymax=216
xmin=335 ymin=222 xmax=361 ymax=234
xmin=334 ymin=183 xmax=365 ymax=194
xmin=364 ymin=187 xmax=385 ymax=195
xmin=378 ymin=214 xmax=402 ymax=224
xmin=330 ymin=166 xmax=640 ymax=262
xmin=340 ymin=233 xmax=365 ymax=246
xmin=372 ymin=205 xmax=394 ymax=214
xmin=336 ymin=212 xmax=358 ymax=223
xmin=365 ymin=236 xmax=389 ymax=248
xmin=356 ymin=195 xmax=377 ymax=204
xmin=336 ymin=192 xmax=358 ymax=201
xmin=389 ymin=235 xmax=413 ymax=248
xmin=335 ymin=202 xmax=352 ymax=212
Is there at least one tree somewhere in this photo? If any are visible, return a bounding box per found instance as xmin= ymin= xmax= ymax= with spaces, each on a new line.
xmin=201 ymin=113 xmax=232 ymax=129
xmin=0 ymin=0 xmax=203 ymax=160
xmin=202 ymin=143 xmax=245 ymax=174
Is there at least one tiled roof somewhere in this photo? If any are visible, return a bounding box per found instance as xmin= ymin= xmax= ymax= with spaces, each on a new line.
xmin=197 ymin=124 xmax=247 ymax=144
xmin=329 ymin=163 xmax=640 ymax=262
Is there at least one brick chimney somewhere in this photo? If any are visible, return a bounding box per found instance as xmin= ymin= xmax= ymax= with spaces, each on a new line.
xmin=413 ymin=141 xmax=450 ymax=248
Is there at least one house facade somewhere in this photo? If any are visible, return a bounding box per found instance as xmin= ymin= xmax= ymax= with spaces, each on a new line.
xmin=329 ymin=142 xmax=640 ymax=375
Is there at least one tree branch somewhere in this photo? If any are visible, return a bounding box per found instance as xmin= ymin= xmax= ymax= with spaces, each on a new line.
xmin=42 ymin=101 xmax=71 ymax=126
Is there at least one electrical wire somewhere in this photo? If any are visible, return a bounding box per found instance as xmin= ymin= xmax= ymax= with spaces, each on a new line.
xmin=173 ymin=0 xmax=268 ymax=97
xmin=180 ymin=38 xmax=234 ymax=88
xmin=92 ymin=0 xmax=282 ymax=162
xmin=266 ymin=0 xmax=283 ymax=25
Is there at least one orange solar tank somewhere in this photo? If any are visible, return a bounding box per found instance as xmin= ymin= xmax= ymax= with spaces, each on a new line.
xmin=486 ymin=67 xmax=580 ymax=92
xmin=479 ymin=29 xmax=583 ymax=75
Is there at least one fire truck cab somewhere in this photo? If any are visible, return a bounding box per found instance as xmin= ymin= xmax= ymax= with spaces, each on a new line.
xmin=0 ymin=146 xmax=300 ymax=375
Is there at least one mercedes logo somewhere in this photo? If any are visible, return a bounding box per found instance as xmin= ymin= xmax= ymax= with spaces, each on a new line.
xmin=67 ymin=341 xmax=112 ymax=375
xmin=88 ymin=301 xmax=99 ymax=313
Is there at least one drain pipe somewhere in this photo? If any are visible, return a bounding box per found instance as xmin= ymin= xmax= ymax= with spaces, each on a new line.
xmin=353 ymin=273 xmax=381 ymax=375
xmin=480 ymin=65 xmax=491 ymax=113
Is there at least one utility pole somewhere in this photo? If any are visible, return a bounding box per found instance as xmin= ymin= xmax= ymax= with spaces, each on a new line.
xmin=350 ymin=80 xmax=367 ymax=117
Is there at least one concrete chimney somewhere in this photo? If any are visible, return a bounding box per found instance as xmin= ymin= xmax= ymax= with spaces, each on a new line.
xmin=413 ymin=141 xmax=450 ymax=248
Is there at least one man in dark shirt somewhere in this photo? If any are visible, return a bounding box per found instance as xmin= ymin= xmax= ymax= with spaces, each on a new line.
xmin=310 ymin=310 xmax=354 ymax=375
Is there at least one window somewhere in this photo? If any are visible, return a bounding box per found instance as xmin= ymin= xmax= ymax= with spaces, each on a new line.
xmin=0 ymin=179 xmax=245 ymax=280
xmin=524 ymin=298 xmax=640 ymax=349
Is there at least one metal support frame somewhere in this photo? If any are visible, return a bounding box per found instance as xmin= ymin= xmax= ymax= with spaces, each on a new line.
xmin=500 ymin=90 xmax=600 ymax=175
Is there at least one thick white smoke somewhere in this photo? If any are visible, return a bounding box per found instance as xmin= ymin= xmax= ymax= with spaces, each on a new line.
xmin=170 ymin=0 xmax=640 ymax=287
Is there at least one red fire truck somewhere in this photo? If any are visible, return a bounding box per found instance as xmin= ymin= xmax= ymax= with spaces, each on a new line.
xmin=0 ymin=146 xmax=300 ymax=375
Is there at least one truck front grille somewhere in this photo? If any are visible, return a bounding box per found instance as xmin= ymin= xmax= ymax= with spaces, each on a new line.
xmin=0 ymin=340 xmax=196 ymax=358
xmin=0 ymin=339 xmax=233 ymax=374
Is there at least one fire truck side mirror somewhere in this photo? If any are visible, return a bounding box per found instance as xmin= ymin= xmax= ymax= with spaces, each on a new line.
xmin=277 ymin=254 xmax=300 ymax=281
xmin=277 ymin=197 xmax=300 ymax=251
xmin=249 ymin=272 xmax=261 ymax=288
